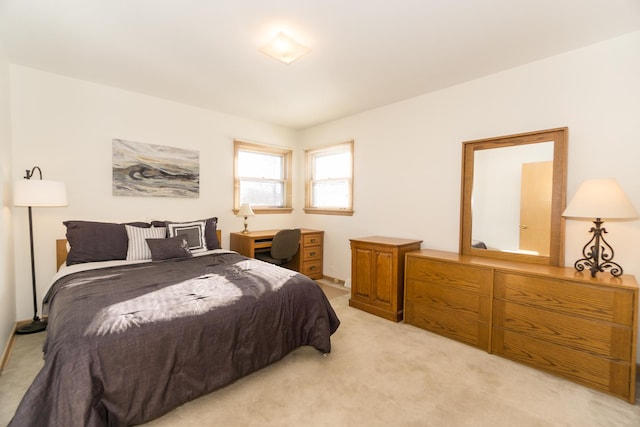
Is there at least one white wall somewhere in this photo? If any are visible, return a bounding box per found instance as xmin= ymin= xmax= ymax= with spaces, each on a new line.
xmin=0 ymin=20 xmax=16 ymax=355
xmin=299 ymin=31 xmax=640 ymax=361
xmin=10 ymin=66 xmax=299 ymax=320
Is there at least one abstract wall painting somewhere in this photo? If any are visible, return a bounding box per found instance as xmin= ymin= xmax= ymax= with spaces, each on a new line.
xmin=112 ymin=139 xmax=200 ymax=198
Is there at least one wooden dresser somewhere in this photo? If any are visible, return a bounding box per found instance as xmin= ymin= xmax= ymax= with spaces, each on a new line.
xmin=404 ymin=249 xmax=638 ymax=403
xmin=350 ymin=236 xmax=422 ymax=321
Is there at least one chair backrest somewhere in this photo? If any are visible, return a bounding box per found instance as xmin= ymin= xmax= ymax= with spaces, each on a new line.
xmin=270 ymin=228 xmax=301 ymax=261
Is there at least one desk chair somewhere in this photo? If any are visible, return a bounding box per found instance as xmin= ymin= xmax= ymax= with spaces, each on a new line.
xmin=254 ymin=228 xmax=301 ymax=267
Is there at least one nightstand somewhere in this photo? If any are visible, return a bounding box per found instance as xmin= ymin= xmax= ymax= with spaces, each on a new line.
xmin=349 ymin=236 xmax=422 ymax=321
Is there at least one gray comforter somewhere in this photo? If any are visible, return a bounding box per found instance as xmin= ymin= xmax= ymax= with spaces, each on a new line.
xmin=9 ymin=252 xmax=340 ymax=427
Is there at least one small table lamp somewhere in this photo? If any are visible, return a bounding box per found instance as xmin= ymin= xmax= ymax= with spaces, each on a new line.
xmin=237 ymin=203 xmax=255 ymax=234
xmin=562 ymin=178 xmax=638 ymax=277
xmin=14 ymin=166 xmax=67 ymax=334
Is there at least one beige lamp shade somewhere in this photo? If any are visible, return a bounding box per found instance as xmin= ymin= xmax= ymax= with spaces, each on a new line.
xmin=237 ymin=203 xmax=255 ymax=217
xmin=14 ymin=179 xmax=68 ymax=207
xmin=562 ymin=178 xmax=638 ymax=220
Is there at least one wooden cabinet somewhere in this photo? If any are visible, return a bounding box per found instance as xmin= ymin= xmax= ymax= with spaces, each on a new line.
xmin=404 ymin=249 xmax=638 ymax=403
xmin=349 ymin=236 xmax=422 ymax=321
xmin=230 ymin=229 xmax=324 ymax=280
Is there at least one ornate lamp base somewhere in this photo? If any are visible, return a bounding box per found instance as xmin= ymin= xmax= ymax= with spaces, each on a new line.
xmin=573 ymin=218 xmax=623 ymax=277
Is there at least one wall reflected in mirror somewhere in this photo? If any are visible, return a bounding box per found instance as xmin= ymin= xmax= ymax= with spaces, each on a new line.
xmin=472 ymin=142 xmax=554 ymax=256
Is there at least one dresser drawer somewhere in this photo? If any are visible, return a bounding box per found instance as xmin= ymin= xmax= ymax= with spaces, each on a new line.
xmin=406 ymin=279 xmax=491 ymax=319
xmin=405 ymin=257 xmax=492 ymax=296
xmin=494 ymin=272 xmax=635 ymax=325
xmin=405 ymin=299 xmax=490 ymax=350
xmin=493 ymin=300 xmax=632 ymax=360
xmin=492 ymin=328 xmax=633 ymax=400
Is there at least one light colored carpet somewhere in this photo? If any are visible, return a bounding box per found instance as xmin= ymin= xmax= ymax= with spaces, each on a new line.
xmin=2 ymin=288 xmax=639 ymax=426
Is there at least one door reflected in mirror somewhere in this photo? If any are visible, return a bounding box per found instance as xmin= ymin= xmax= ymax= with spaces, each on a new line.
xmin=460 ymin=128 xmax=568 ymax=266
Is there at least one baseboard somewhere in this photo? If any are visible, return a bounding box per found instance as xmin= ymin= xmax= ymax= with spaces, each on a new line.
xmin=0 ymin=323 xmax=19 ymax=372
xmin=321 ymin=275 xmax=345 ymax=286
xmin=0 ymin=319 xmax=42 ymax=373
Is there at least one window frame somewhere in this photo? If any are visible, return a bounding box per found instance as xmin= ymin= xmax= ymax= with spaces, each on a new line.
xmin=304 ymin=140 xmax=354 ymax=216
xmin=234 ymin=140 xmax=293 ymax=214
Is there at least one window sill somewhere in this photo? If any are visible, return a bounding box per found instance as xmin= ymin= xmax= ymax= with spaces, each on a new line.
xmin=233 ymin=208 xmax=293 ymax=215
xmin=303 ymin=208 xmax=354 ymax=216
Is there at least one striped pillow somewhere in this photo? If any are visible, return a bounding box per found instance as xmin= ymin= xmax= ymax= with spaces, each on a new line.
xmin=125 ymin=225 xmax=167 ymax=261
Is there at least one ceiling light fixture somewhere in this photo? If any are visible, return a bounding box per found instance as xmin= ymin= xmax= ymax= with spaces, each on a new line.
xmin=260 ymin=32 xmax=310 ymax=64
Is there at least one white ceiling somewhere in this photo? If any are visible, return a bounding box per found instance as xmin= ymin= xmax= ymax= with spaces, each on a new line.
xmin=2 ymin=1 xmax=640 ymax=130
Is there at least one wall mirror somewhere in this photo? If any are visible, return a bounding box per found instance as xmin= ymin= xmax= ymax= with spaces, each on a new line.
xmin=460 ymin=127 xmax=568 ymax=266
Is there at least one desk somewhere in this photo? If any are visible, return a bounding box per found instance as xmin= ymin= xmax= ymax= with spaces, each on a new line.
xmin=230 ymin=229 xmax=324 ymax=279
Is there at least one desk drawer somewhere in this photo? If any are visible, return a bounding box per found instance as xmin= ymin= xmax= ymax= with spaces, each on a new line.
xmin=302 ymin=260 xmax=322 ymax=279
xmin=303 ymin=233 xmax=322 ymax=247
xmin=303 ymin=247 xmax=322 ymax=260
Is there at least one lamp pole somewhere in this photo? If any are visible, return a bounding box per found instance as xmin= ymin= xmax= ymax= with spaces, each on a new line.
xmin=16 ymin=167 xmax=48 ymax=334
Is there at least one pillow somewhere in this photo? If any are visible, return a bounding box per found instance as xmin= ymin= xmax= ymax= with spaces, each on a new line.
xmin=166 ymin=220 xmax=207 ymax=253
xmin=125 ymin=225 xmax=167 ymax=261
xmin=146 ymin=235 xmax=193 ymax=261
xmin=203 ymin=217 xmax=219 ymax=250
xmin=64 ymin=220 xmax=150 ymax=265
xmin=152 ymin=217 xmax=219 ymax=249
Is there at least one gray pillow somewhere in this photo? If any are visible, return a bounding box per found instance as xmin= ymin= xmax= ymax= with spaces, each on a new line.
xmin=64 ymin=220 xmax=150 ymax=265
xmin=146 ymin=235 xmax=193 ymax=261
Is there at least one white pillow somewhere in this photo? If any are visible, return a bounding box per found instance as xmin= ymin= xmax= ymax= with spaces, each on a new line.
xmin=125 ymin=225 xmax=167 ymax=261
xmin=166 ymin=220 xmax=207 ymax=253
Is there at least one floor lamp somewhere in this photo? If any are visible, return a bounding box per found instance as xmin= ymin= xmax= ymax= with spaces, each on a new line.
xmin=14 ymin=167 xmax=67 ymax=334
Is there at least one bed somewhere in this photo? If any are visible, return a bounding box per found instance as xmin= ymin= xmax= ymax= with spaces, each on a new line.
xmin=9 ymin=219 xmax=340 ymax=427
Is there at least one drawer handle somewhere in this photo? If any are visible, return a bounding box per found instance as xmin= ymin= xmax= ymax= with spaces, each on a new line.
xmin=309 ymin=266 xmax=316 ymax=270
xmin=309 ymin=251 xmax=316 ymax=256
xmin=310 ymin=239 xmax=317 ymax=243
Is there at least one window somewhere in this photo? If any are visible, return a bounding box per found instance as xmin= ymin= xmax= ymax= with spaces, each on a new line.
xmin=234 ymin=140 xmax=292 ymax=213
xmin=305 ymin=141 xmax=354 ymax=215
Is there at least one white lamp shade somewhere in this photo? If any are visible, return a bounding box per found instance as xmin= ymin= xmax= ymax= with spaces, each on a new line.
xmin=14 ymin=179 xmax=68 ymax=207
xmin=562 ymin=178 xmax=638 ymax=220
xmin=237 ymin=203 xmax=255 ymax=217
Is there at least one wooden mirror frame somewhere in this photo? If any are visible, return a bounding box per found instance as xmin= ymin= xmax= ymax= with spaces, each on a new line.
xmin=460 ymin=127 xmax=568 ymax=266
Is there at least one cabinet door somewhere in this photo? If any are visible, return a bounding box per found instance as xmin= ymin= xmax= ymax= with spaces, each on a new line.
xmin=372 ymin=249 xmax=394 ymax=306
xmin=352 ymin=247 xmax=373 ymax=299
